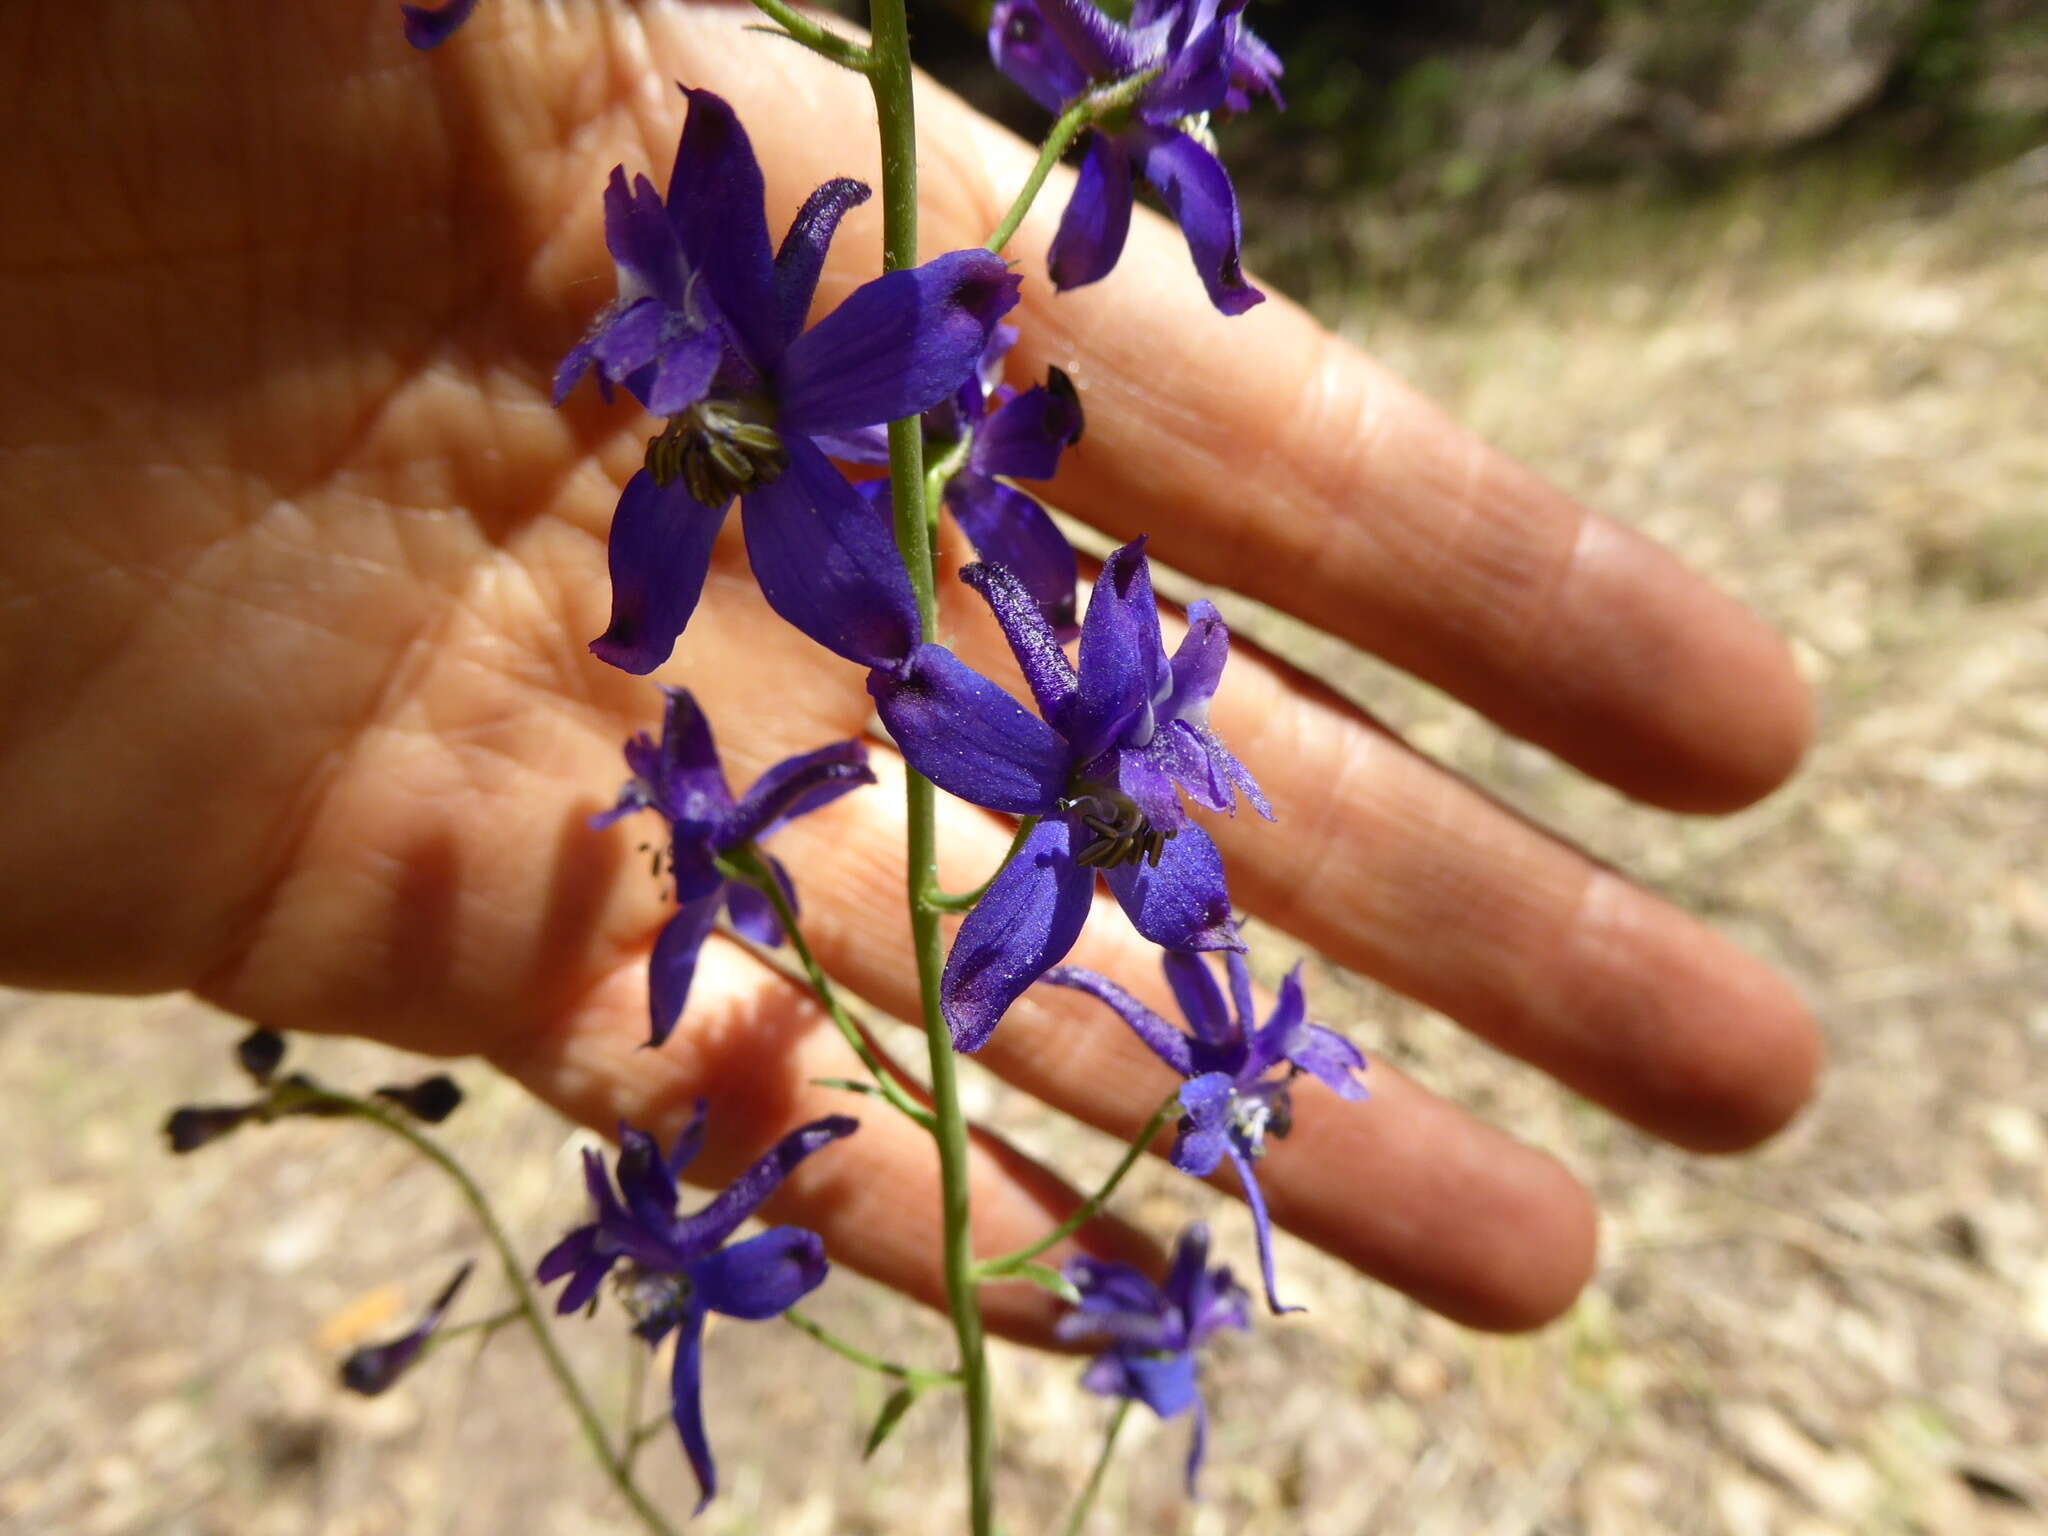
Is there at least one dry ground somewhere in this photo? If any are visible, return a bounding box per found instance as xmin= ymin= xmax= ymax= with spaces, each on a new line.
xmin=4 ymin=154 xmax=2046 ymax=1534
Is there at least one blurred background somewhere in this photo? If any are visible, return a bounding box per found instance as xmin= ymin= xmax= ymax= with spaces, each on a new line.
xmin=4 ymin=0 xmax=2045 ymax=1530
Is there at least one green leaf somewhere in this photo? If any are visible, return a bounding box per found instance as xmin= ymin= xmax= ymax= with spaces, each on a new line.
xmin=1008 ymin=1261 xmax=1083 ymax=1306
xmin=808 ymin=1077 xmax=885 ymax=1100
xmin=863 ymin=1384 xmax=920 ymax=1460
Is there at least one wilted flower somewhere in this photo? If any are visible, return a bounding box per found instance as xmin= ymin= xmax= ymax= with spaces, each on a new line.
xmin=1061 ymin=1223 xmax=1249 ymax=1492
xmin=374 ymin=1074 xmax=464 ymax=1124
xmin=869 ymin=539 xmax=1267 ymax=1049
xmin=556 ymin=89 xmax=1019 ymax=674
xmin=596 ymin=688 xmax=873 ymax=1047
xmin=340 ymin=1261 xmax=474 ymax=1395
xmin=991 ymin=0 xmax=1282 ymax=314
xmin=1045 ymin=952 xmax=1366 ymax=1311
xmin=537 ymin=1108 xmax=856 ymax=1512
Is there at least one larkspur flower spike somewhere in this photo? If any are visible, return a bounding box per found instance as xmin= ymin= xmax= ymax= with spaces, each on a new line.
xmin=1061 ymin=1223 xmax=1249 ymax=1493
xmin=536 ymin=1108 xmax=857 ymax=1512
xmin=990 ymin=0 xmax=1282 ymax=314
xmin=1044 ymin=952 xmax=1367 ymax=1312
xmin=868 ymin=538 xmax=1271 ymax=1050
xmin=555 ymin=89 xmax=1019 ymax=674
xmin=595 ymin=688 xmax=874 ymax=1048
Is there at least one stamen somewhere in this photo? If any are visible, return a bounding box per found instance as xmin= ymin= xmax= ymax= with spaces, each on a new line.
xmin=1061 ymin=794 xmax=1175 ymax=871
xmin=645 ymin=399 xmax=788 ymax=505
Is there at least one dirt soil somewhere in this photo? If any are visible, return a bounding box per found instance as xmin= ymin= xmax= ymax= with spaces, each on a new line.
xmin=4 ymin=157 xmax=2046 ymax=1535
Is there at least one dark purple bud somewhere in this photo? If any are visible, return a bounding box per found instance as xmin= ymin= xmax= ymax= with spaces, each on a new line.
xmin=236 ymin=1028 xmax=286 ymax=1085
xmin=340 ymin=1261 xmax=474 ymax=1396
xmin=164 ymin=1103 xmax=253 ymax=1154
xmin=375 ymin=1075 xmax=464 ymax=1124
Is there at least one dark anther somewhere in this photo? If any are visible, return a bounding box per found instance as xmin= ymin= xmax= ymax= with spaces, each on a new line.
xmin=645 ymin=400 xmax=788 ymax=505
xmin=375 ymin=1075 xmax=464 ymax=1124
xmin=236 ymin=1027 xmax=287 ymax=1085
xmin=1065 ymin=796 xmax=1174 ymax=869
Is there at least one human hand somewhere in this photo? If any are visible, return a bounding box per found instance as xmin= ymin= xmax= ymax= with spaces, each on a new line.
xmin=0 ymin=2 xmax=1816 ymax=1340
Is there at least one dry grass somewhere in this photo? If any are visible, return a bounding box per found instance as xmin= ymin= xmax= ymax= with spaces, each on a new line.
xmin=5 ymin=158 xmax=2046 ymax=1534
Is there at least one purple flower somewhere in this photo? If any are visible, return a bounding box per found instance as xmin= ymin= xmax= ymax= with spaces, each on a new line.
xmin=556 ymin=89 xmax=1020 ymax=674
xmin=1045 ymin=953 xmax=1364 ymax=1312
xmin=598 ymin=688 xmax=874 ymax=1047
xmin=399 ymin=0 xmax=479 ymax=49
xmin=340 ymin=1261 xmax=473 ymax=1396
xmin=990 ymin=0 xmax=1283 ymax=314
xmin=537 ymin=1109 xmax=856 ymax=1513
xmin=1060 ymin=1224 xmax=1249 ymax=1492
xmin=847 ymin=324 xmax=1084 ymax=634
xmin=868 ymin=538 xmax=1269 ymax=1051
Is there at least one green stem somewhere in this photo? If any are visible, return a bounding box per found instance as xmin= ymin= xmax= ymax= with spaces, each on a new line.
xmin=927 ymin=815 xmax=1039 ymax=913
xmin=984 ymin=72 xmax=1163 ymax=256
xmin=425 ymin=1306 xmax=522 ymax=1354
xmin=289 ymin=1086 xmax=679 ymax=1536
xmin=866 ymin=3 xmax=998 ymax=1530
xmin=977 ymin=1091 xmax=1179 ymax=1279
xmin=1062 ymin=1400 xmax=1131 ymax=1536
xmin=621 ymin=1337 xmax=652 ymax=1478
xmin=784 ymin=1307 xmax=960 ymax=1388
xmin=746 ymin=0 xmax=874 ymax=72
xmin=719 ymin=848 xmax=936 ymax=1131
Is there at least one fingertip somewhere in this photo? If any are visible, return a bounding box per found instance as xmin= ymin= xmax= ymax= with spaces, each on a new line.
xmin=1439 ymin=1145 xmax=1599 ymax=1335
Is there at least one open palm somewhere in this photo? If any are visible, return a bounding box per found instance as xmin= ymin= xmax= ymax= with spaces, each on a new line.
xmin=0 ymin=2 xmax=1817 ymax=1339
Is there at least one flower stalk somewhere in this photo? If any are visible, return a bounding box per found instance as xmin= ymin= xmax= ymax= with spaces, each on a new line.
xmin=976 ymin=1090 xmax=1179 ymax=1279
xmin=866 ymin=1 xmax=998 ymax=1527
xmin=984 ymin=70 xmax=1162 ymax=258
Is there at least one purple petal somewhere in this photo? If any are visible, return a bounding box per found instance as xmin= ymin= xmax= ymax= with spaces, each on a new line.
xmin=940 ymin=820 xmax=1096 ymax=1051
xmin=1160 ymin=1221 xmax=1213 ymax=1315
xmin=647 ymin=889 xmax=724 ymax=1049
xmin=948 ymin=479 xmax=1080 ymax=640
xmin=1116 ymin=744 xmax=1188 ymax=830
xmin=648 ymin=687 xmax=737 ymax=827
xmin=1071 ymin=539 xmax=1165 ymax=760
xmin=1048 ymin=134 xmax=1136 ymax=293
xmin=773 ymin=178 xmax=872 ymax=347
xmin=967 ymin=376 xmax=1084 ymax=483
xmin=1034 ymin=0 xmax=1141 ymax=77
xmin=672 ymin=1116 xmax=860 ymax=1255
xmin=1041 ymin=965 xmax=1195 ymax=1076
xmin=1161 ymin=951 xmax=1235 ymax=1046
xmin=1290 ymin=1024 xmax=1370 ymax=1102
xmin=990 ymin=0 xmax=1095 ymax=114
xmin=534 ymin=1226 xmax=608 ymax=1312
xmin=588 ymin=472 xmax=730 ymax=676
xmin=726 ymin=738 xmax=875 ymax=847
xmin=670 ymin=89 xmax=780 ymax=374
xmin=605 ymin=168 xmax=689 ymax=313
xmin=958 ymin=560 xmax=1081 ymax=725
xmin=1192 ymin=720 xmax=1271 ymax=818
xmin=1141 ymin=3 xmax=1234 ymax=118
xmin=1163 ymin=598 xmax=1228 ymax=722
xmin=1102 ymin=820 xmax=1241 ymax=952
xmin=868 ymin=645 xmax=1070 ymax=816
xmin=1226 ymin=1143 xmax=1300 ymax=1314
xmin=691 ymin=1226 xmax=830 ymax=1320
xmin=400 ymin=0 xmax=480 ymax=49
xmin=1122 ymin=1349 xmax=1201 ymax=1420
xmin=1136 ymin=129 xmax=1263 ymax=316
xmin=741 ymin=438 xmax=921 ymax=669
xmin=810 ymin=425 xmax=891 ymax=466
xmin=1061 ymin=1255 xmax=1165 ymax=1327
xmin=639 ymin=325 xmax=725 ymax=418
xmin=777 ymin=251 xmax=1021 ymax=436
xmin=1172 ymin=1073 xmax=1235 ymax=1176
xmin=668 ymin=1307 xmax=718 ymax=1513
xmin=615 ymin=1123 xmax=681 ymax=1230
xmin=1224 ymin=17 xmax=1286 ymax=113
xmin=724 ymin=880 xmax=784 ymax=947
xmin=667 ymin=1099 xmax=712 ymax=1177
xmin=1081 ymin=1352 xmax=1138 ymax=1398
xmin=1223 ymin=949 xmax=1255 ymax=1034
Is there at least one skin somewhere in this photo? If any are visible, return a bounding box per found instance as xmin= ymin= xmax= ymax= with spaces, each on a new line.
xmin=0 ymin=3 xmax=1817 ymax=1344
